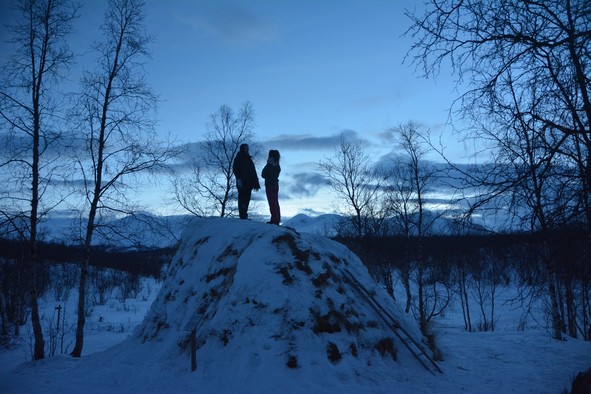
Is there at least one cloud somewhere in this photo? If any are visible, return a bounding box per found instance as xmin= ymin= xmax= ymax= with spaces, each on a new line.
xmin=159 ymin=142 xmax=210 ymax=174
xmin=286 ymin=172 xmax=327 ymax=197
xmin=0 ymin=131 xmax=86 ymax=162
xmin=373 ymin=151 xmax=490 ymax=200
xmin=376 ymin=128 xmax=396 ymax=144
xmin=180 ymin=3 xmax=280 ymax=46
xmin=263 ymin=129 xmax=368 ymax=151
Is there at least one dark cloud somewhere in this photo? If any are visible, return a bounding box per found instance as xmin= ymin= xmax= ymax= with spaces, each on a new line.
xmin=188 ymin=4 xmax=279 ymax=46
xmin=372 ymin=151 xmax=401 ymax=173
xmin=374 ymin=151 xmax=458 ymax=173
xmin=0 ymin=131 xmax=86 ymax=162
xmin=263 ymin=129 xmax=367 ymax=151
xmin=0 ymin=133 xmax=28 ymax=157
xmin=285 ymin=172 xmax=327 ymax=197
xmin=162 ymin=142 xmax=210 ymax=174
xmin=165 ymin=140 xmax=268 ymax=176
xmin=374 ymin=151 xmax=488 ymax=197
xmin=376 ymin=128 xmax=396 ymax=144
xmin=181 ymin=141 xmax=208 ymax=158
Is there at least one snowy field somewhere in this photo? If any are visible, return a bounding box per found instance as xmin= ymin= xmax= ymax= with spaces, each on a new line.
xmin=1 ymin=218 xmax=590 ymax=393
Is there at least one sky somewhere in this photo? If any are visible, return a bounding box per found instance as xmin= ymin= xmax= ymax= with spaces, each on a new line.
xmin=0 ymin=0 xmax=467 ymax=219
xmin=2 ymin=217 xmax=590 ymax=393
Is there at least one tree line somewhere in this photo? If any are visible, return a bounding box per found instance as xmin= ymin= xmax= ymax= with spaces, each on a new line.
xmin=0 ymin=236 xmax=173 ymax=340
xmin=0 ymin=237 xmax=173 ymax=278
xmin=335 ymin=224 xmax=590 ymax=343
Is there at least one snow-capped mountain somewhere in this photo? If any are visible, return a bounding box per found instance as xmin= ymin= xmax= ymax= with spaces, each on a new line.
xmin=31 ymin=209 xmax=490 ymax=252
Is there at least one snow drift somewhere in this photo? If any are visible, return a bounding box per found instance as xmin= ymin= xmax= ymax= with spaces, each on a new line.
xmin=131 ymin=217 xmax=438 ymax=392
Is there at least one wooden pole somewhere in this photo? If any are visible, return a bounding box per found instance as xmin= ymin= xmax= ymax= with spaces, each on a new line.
xmin=190 ymin=328 xmax=197 ymax=372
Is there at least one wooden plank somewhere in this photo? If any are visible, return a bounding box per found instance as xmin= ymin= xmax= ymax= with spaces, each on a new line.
xmin=184 ymin=313 xmax=203 ymax=331
xmin=342 ymin=269 xmax=443 ymax=374
xmin=190 ymin=329 xmax=197 ymax=372
xmin=184 ymin=312 xmax=204 ymax=372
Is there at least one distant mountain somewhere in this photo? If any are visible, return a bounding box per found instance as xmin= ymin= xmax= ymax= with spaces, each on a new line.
xmin=33 ymin=212 xmax=344 ymax=249
xmin=28 ymin=210 xmax=492 ymax=251
xmin=282 ymin=213 xmax=343 ymax=236
xmin=36 ymin=212 xmax=190 ymax=249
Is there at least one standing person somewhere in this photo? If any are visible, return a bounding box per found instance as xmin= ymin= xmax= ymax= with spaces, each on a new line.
xmin=261 ymin=149 xmax=281 ymax=225
xmin=233 ymin=144 xmax=260 ymax=219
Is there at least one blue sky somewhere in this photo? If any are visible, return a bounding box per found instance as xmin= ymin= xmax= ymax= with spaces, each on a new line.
xmin=142 ymin=0 xmax=462 ymax=144
xmin=1 ymin=0 xmax=467 ymax=218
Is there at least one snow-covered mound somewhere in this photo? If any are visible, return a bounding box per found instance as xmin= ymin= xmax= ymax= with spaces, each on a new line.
xmin=131 ymin=217 xmax=437 ymax=392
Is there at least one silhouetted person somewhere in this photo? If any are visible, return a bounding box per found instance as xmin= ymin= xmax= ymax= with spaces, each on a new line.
xmin=233 ymin=144 xmax=260 ymax=219
xmin=262 ymin=149 xmax=281 ymax=225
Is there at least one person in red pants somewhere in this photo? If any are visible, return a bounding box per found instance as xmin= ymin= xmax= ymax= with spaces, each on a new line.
xmin=261 ymin=149 xmax=281 ymax=225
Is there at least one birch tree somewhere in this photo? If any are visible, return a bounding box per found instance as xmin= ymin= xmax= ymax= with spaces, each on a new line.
xmin=70 ymin=0 xmax=176 ymax=357
xmin=0 ymin=0 xmax=78 ymax=360
xmin=387 ymin=122 xmax=443 ymax=332
xmin=173 ymin=102 xmax=257 ymax=217
xmin=319 ymin=134 xmax=382 ymax=239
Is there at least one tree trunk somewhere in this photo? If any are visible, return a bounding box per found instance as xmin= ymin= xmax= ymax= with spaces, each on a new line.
xmin=417 ymin=263 xmax=426 ymax=334
xmin=71 ymin=206 xmax=98 ymax=357
xmin=583 ymin=283 xmax=590 ymax=341
xmin=565 ymin=283 xmax=577 ymax=338
xmin=29 ymin=96 xmax=44 ymax=360
xmin=458 ymin=266 xmax=472 ymax=332
xmin=464 ymin=281 xmax=472 ymax=332
xmin=542 ymin=238 xmax=564 ymax=340
xmin=28 ymin=227 xmax=44 ymax=359
xmin=27 ymin=234 xmax=44 ymax=360
xmin=403 ymin=267 xmax=412 ymax=314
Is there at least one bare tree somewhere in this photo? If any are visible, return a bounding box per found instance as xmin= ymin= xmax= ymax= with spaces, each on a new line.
xmin=70 ymin=0 xmax=176 ymax=357
xmin=0 ymin=0 xmax=78 ymax=360
xmin=173 ymin=102 xmax=257 ymax=217
xmin=319 ymin=134 xmax=383 ymax=239
xmin=385 ymin=122 xmax=443 ymax=333
xmin=406 ymin=0 xmax=591 ymax=340
xmin=471 ymin=250 xmax=507 ymax=332
xmin=383 ymin=150 xmax=417 ymax=313
xmin=452 ymin=253 xmax=474 ymax=332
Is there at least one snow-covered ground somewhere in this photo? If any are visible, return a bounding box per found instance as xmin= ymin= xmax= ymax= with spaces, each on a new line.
xmin=1 ymin=217 xmax=590 ymax=393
